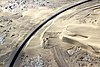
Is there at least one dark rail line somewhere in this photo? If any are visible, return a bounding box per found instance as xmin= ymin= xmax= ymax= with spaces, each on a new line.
xmin=9 ymin=0 xmax=92 ymax=67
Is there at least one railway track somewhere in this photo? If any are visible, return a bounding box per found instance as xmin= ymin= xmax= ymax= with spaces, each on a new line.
xmin=51 ymin=3 xmax=100 ymax=67
xmin=6 ymin=0 xmax=94 ymax=67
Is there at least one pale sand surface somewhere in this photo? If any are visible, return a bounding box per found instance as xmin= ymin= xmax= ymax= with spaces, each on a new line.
xmin=0 ymin=0 xmax=100 ymax=67
xmin=63 ymin=24 xmax=100 ymax=47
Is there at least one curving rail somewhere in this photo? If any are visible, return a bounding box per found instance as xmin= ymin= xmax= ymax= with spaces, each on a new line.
xmin=7 ymin=0 xmax=93 ymax=67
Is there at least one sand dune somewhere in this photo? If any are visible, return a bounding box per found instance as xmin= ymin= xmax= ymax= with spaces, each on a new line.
xmin=62 ymin=24 xmax=100 ymax=48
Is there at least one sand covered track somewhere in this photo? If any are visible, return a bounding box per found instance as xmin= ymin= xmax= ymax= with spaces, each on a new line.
xmin=41 ymin=0 xmax=100 ymax=67
xmin=61 ymin=4 xmax=100 ymax=48
xmin=5 ymin=0 xmax=95 ymax=67
xmin=0 ymin=1 xmax=99 ymax=67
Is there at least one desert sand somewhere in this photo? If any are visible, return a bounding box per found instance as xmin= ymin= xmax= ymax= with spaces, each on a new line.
xmin=0 ymin=0 xmax=100 ymax=67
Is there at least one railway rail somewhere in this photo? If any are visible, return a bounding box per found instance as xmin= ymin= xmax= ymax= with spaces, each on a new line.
xmin=6 ymin=0 xmax=95 ymax=67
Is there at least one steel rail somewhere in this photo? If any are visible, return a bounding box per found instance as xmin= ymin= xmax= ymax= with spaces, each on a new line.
xmin=8 ymin=0 xmax=92 ymax=67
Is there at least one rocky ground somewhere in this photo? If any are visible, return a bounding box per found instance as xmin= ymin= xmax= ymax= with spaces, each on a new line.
xmin=0 ymin=0 xmax=100 ymax=67
xmin=0 ymin=0 xmax=71 ymax=66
